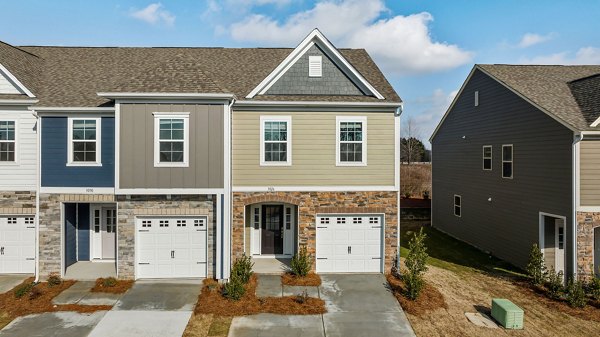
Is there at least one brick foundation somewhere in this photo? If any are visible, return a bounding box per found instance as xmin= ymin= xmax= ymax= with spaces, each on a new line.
xmin=232 ymin=191 xmax=399 ymax=272
xmin=577 ymin=211 xmax=600 ymax=280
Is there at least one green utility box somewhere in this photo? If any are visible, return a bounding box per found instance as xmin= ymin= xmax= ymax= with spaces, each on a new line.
xmin=491 ymin=298 xmax=524 ymax=329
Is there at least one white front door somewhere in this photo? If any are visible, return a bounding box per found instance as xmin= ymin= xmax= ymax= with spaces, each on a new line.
xmin=0 ymin=216 xmax=35 ymax=274
xmin=316 ymin=215 xmax=383 ymax=273
xmin=91 ymin=207 xmax=116 ymax=260
xmin=250 ymin=204 xmax=294 ymax=257
xmin=136 ymin=217 xmax=207 ymax=279
xmin=555 ymin=219 xmax=565 ymax=277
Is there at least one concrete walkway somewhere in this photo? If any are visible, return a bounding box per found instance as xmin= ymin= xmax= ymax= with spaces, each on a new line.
xmin=0 ymin=311 xmax=107 ymax=337
xmin=0 ymin=275 xmax=31 ymax=294
xmin=256 ymin=274 xmax=320 ymax=298
xmin=52 ymin=281 xmax=122 ymax=306
xmin=230 ymin=274 xmax=416 ymax=337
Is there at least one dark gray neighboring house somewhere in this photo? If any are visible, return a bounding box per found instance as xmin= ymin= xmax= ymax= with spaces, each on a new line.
xmin=431 ymin=64 xmax=600 ymax=280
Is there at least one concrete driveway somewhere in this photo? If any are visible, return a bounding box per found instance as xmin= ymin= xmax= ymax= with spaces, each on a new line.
xmin=0 ymin=274 xmax=31 ymax=294
xmin=229 ymin=274 xmax=415 ymax=337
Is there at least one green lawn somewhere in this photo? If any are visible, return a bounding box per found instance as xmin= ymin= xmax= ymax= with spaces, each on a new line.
xmin=400 ymin=221 xmax=525 ymax=277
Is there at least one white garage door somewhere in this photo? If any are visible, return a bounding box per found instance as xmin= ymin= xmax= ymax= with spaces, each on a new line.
xmin=316 ymin=214 xmax=382 ymax=273
xmin=0 ymin=216 xmax=35 ymax=274
xmin=136 ymin=216 xmax=207 ymax=279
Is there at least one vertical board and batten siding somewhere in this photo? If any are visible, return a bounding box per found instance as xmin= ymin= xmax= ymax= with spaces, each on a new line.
xmin=580 ymin=140 xmax=600 ymax=206
xmin=0 ymin=107 xmax=37 ymax=189
xmin=41 ymin=117 xmax=115 ymax=187
xmin=119 ymin=104 xmax=224 ymax=189
xmin=431 ymin=69 xmax=573 ymax=272
xmin=232 ymin=111 xmax=395 ymax=186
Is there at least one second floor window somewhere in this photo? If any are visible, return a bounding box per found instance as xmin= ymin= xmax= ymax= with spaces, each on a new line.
xmin=482 ymin=145 xmax=492 ymax=170
xmin=260 ymin=116 xmax=291 ymax=166
xmin=154 ymin=113 xmax=189 ymax=167
xmin=502 ymin=145 xmax=513 ymax=179
xmin=337 ymin=116 xmax=367 ymax=166
xmin=68 ymin=118 xmax=101 ymax=166
xmin=454 ymin=195 xmax=462 ymax=217
xmin=0 ymin=120 xmax=15 ymax=162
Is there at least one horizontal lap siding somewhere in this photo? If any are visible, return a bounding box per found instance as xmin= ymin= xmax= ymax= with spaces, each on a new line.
xmin=580 ymin=140 xmax=600 ymax=206
xmin=432 ymin=69 xmax=573 ymax=272
xmin=232 ymin=111 xmax=395 ymax=186
xmin=0 ymin=108 xmax=36 ymax=189
xmin=119 ymin=104 xmax=224 ymax=189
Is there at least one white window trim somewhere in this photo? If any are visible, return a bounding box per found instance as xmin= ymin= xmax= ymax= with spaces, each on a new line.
xmin=336 ymin=116 xmax=367 ymax=166
xmin=0 ymin=119 xmax=18 ymax=165
xmin=454 ymin=194 xmax=462 ymax=217
xmin=502 ymin=144 xmax=513 ymax=179
xmin=67 ymin=117 xmax=102 ymax=167
xmin=482 ymin=145 xmax=492 ymax=171
xmin=260 ymin=115 xmax=292 ymax=166
xmin=153 ymin=113 xmax=190 ymax=168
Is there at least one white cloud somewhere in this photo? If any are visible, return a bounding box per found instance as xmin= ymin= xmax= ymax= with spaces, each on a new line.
xmin=521 ymin=47 xmax=600 ymax=64
xmin=228 ymin=0 xmax=472 ymax=75
xmin=406 ymin=89 xmax=458 ymax=142
xmin=517 ymin=33 xmax=555 ymax=48
xmin=131 ymin=3 xmax=175 ymax=26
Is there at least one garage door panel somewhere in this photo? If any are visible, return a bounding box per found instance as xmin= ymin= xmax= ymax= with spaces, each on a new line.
xmin=0 ymin=216 xmax=36 ymax=274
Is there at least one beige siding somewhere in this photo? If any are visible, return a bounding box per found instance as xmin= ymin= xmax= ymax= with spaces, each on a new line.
xmin=580 ymin=140 xmax=600 ymax=206
xmin=120 ymin=103 xmax=224 ymax=189
xmin=232 ymin=111 xmax=395 ymax=186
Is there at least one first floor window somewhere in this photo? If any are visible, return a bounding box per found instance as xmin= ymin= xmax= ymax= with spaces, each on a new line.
xmin=154 ymin=113 xmax=189 ymax=167
xmin=0 ymin=120 xmax=15 ymax=162
xmin=502 ymin=145 xmax=513 ymax=178
xmin=454 ymin=195 xmax=461 ymax=217
xmin=483 ymin=145 xmax=492 ymax=170
xmin=68 ymin=118 xmax=101 ymax=165
xmin=337 ymin=116 xmax=367 ymax=166
xmin=260 ymin=116 xmax=291 ymax=166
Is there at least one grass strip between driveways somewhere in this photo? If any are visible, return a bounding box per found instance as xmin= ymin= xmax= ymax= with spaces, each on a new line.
xmin=90 ymin=278 xmax=134 ymax=294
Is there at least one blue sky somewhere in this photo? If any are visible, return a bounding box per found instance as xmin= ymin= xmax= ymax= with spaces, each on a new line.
xmin=2 ymin=0 xmax=600 ymax=145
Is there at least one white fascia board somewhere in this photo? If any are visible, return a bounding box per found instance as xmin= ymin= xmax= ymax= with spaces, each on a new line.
xmin=31 ymin=107 xmax=115 ymax=113
xmin=0 ymin=99 xmax=38 ymax=105
xmin=235 ymin=100 xmax=401 ymax=108
xmin=98 ymin=92 xmax=235 ymax=100
xmin=0 ymin=63 xmax=35 ymax=97
xmin=233 ymin=186 xmax=398 ymax=192
xmin=246 ymin=28 xmax=385 ymax=100
xmin=589 ymin=116 xmax=600 ymax=127
xmin=580 ymin=130 xmax=600 ymax=135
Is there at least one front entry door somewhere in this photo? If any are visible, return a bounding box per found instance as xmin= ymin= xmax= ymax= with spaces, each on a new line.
xmin=102 ymin=209 xmax=116 ymax=259
xmin=555 ymin=219 xmax=565 ymax=279
xmin=261 ymin=205 xmax=283 ymax=254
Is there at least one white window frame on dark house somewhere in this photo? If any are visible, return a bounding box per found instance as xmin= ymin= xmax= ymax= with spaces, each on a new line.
xmin=0 ymin=120 xmax=16 ymax=164
xmin=502 ymin=144 xmax=513 ymax=179
xmin=336 ymin=116 xmax=367 ymax=166
xmin=483 ymin=145 xmax=492 ymax=170
xmin=308 ymin=55 xmax=322 ymax=77
xmin=260 ymin=116 xmax=292 ymax=166
xmin=67 ymin=117 xmax=101 ymax=166
xmin=454 ymin=194 xmax=461 ymax=217
xmin=153 ymin=113 xmax=190 ymax=168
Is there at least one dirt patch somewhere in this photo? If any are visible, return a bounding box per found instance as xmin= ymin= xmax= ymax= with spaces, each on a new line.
xmin=194 ymin=276 xmax=326 ymax=317
xmin=0 ymin=278 xmax=112 ymax=326
xmin=386 ymin=273 xmax=447 ymax=316
xmin=90 ymin=278 xmax=134 ymax=294
xmin=281 ymin=273 xmax=321 ymax=286
xmin=183 ymin=314 xmax=232 ymax=337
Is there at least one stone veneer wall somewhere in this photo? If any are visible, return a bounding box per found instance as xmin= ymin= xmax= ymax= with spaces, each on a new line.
xmin=0 ymin=190 xmax=36 ymax=214
xmin=232 ymin=191 xmax=399 ymax=271
xmin=39 ymin=193 xmax=115 ymax=277
xmin=116 ymin=195 xmax=216 ymax=279
xmin=577 ymin=211 xmax=600 ymax=280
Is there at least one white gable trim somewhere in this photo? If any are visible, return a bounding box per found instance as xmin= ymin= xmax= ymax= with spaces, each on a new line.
xmin=590 ymin=116 xmax=600 ymax=127
xmin=246 ymin=29 xmax=384 ymax=100
xmin=0 ymin=63 xmax=35 ymax=97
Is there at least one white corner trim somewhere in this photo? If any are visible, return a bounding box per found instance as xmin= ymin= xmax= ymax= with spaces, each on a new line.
xmin=153 ymin=113 xmax=190 ymax=168
xmin=0 ymin=63 xmax=35 ymax=97
xmin=336 ymin=116 xmax=367 ymax=167
xmin=115 ymin=188 xmax=225 ymax=195
xmin=39 ymin=187 xmax=115 ymax=194
xmin=394 ymin=114 xmax=400 ymax=190
xmin=115 ymin=103 xmax=121 ymax=190
xmin=246 ymin=29 xmax=384 ymax=100
xmin=260 ymin=115 xmax=292 ymax=166
xmin=232 ymin=186 xmax=397 ymax=192
xmin=67 ymin=117 xmax=102 ymax=166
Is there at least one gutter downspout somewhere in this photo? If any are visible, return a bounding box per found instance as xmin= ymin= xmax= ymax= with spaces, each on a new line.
xmin=572 ymin=132 xmax=582 ymax=279
xmin=396 ymin=105 xmax=402 ymax=271
xmin=33 ymin=110 xmax=40 ymax=282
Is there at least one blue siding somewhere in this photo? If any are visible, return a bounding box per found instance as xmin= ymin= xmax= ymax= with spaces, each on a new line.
xmin=41 ymin=117 xmax=115 ymax=187
xmin=64 ymin=203 xmax=77 ymax=268
xmin=77 ymin=203 xmax=90 ymax=261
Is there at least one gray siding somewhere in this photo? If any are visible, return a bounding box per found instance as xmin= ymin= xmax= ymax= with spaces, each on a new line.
xmin=265 ymin=45 xmax=364 ymax=96
xmin=580 ymin=140 xmax=600 ymax=206
xmin=432 ymin=69 xmax=574 ymax=273
xmin=119 ymin=103 xmax=224 ymax=189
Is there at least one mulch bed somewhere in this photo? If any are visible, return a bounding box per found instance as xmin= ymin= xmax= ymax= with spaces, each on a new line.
xmin=386 ymin=273 xmax=447 ymax=317
xmin=90 ymin=278 xmax=134 ymax=294
xmin=194 ymin=275 xmax=326 ymax=317
xmin=400 ymin=198 xmax=431 ymax=208
xmin=0 ymin=278 xmax=112 ymax=321
xmin=281 ymin=273 xmax=322 ymax=286
xmin=513 ymin=280 xmax=600 ymax=322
